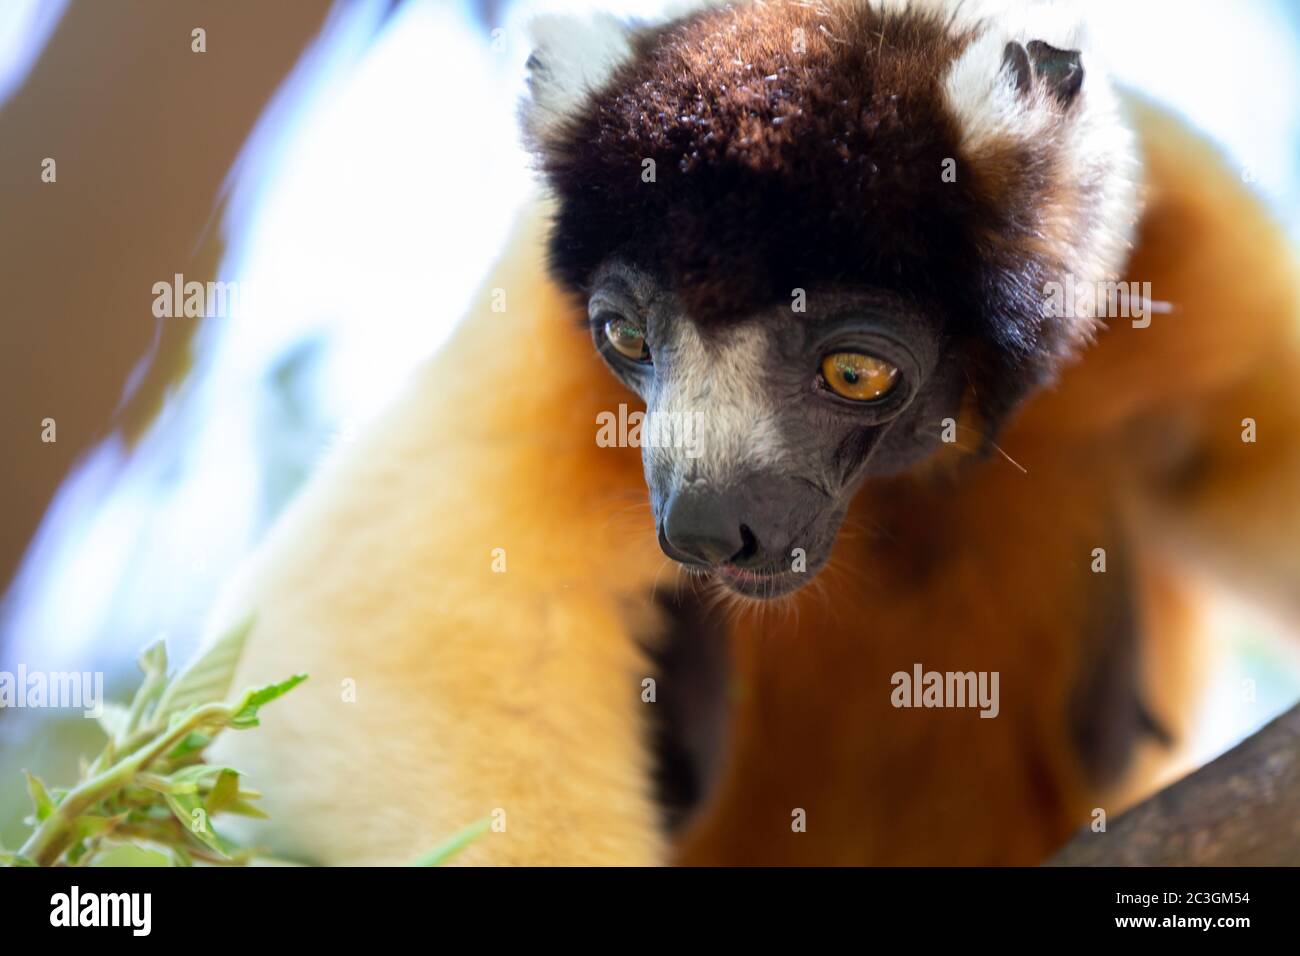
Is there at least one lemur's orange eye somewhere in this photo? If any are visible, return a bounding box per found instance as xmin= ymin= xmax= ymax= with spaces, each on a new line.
xmin=820 ymin=352 xmax=900 ymax=402
xmin=605 ymin=317 xmax=651 ymax=363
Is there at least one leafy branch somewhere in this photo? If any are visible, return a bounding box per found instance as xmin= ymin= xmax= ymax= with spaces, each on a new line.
xmin=1 ymin=618 xmax=305 ymax=867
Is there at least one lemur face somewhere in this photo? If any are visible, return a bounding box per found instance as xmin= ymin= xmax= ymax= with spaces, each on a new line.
xmin=589 ymin=259 xmax=963 ymax=595
xmin=525 ymin=0 xmax=1141 ymax=597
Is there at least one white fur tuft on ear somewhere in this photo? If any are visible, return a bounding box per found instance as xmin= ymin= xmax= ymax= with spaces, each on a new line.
xmin=522 ymin=13 xmax=636 ymax=146
xmin=935 ymin=0 xmax=1142 ymax=295
xmin=521 ymin=2 xmax=729 ymax=149
xmin=940 ymin=1 xmax=1089 ymax=153
xmin=875 ymin=0 xmax=1081 ymax=40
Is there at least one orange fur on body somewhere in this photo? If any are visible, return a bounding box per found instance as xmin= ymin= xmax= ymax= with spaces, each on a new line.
xmin=207 ymin=96 xmax=1300 ymax=866
xmin=676 ymin=97 xmax=1300 ymax=864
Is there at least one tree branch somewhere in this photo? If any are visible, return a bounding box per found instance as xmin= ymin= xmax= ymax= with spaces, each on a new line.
xmin=1049 ymin=702 xmax=1300 ymax=865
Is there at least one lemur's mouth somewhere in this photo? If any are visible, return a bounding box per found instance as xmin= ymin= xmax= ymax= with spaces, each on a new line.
xmin=714 ymin=564 xmax=805 ymax=599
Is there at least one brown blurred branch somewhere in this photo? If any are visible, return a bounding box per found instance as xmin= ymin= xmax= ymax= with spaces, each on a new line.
xmin=1049 ymin=702 xmax=1300 ymax=865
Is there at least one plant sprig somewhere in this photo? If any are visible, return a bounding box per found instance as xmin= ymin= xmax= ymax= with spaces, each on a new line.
xmin=1 ymin=618 xmax=305 ymax=867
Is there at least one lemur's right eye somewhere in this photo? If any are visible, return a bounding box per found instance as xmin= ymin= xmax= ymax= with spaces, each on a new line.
xmin=604 ymin=317 xmax=651 ymax=363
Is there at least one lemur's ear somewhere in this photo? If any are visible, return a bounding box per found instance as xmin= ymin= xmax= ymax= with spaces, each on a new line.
xmin=521 ymin=13 xmax=636 ymax=150
xmin=1002 ymin=40 xmax=1085 ymax=107
xmin=1001 ymin=41 xmax=1034 ymax=96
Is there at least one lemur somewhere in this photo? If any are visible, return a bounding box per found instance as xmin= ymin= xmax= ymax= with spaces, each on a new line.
xmin=207 ymin=0 xmax=1300 ymax=864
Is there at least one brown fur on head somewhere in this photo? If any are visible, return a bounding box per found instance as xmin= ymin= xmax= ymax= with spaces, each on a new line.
xmin=522 ymin=0 xmax=1141 ymax=432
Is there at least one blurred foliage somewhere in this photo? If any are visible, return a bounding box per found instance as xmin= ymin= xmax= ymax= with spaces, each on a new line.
xmin=1 ymin=619 xmax=305 ymax=867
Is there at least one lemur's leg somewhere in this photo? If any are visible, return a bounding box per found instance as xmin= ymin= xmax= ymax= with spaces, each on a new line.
xmin=208 ymin=206 xmax=670 ymax=864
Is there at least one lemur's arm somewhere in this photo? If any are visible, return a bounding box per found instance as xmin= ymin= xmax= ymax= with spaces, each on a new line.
xmin=206 ymin=206 xmax=669 ymax=864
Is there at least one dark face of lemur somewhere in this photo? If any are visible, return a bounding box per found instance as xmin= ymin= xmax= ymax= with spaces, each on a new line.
xmin=589 ymin=262 xmax=964 ymax=597
xmin=526 ymin=1 xmax=1138 ymax=598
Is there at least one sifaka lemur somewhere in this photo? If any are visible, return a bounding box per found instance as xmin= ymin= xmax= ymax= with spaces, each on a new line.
xmin=205 ymin=0 xmax=1300 ymax=864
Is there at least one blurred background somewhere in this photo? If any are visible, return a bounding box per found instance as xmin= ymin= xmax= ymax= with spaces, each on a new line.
xmin=2 ymin=0 xmax=1299 ymax=846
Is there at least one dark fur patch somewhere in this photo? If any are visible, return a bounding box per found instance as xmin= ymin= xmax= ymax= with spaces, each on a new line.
xmin=1069 ymin=533 xmax=1171 ymax=786
xmin=531 ymin=1 xmax=1085 ymax=434
xmin=642 ymin=588 xmax=731 ymax=833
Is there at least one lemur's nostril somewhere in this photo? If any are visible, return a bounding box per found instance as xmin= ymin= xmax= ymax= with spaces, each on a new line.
xmin=732 ymin=524 xmax=759 ymax=565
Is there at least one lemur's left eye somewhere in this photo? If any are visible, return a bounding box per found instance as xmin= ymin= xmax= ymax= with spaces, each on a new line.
xmin=820 ymin=352 xmax=900 ymax=402
xmin=604 ymin=317 xmax=651 ymax=363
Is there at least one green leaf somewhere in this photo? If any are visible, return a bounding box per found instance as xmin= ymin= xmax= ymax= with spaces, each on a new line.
xmin=0 ymin=852 xmax=36 ymax=867
xmin=222 ymin=799 xmax=269 ymax=820
xmin=204 ymin=769 xmax=241 ymax=815
xmin=92 ymin=844 xmax=171 ymax=868
xmin=154 ymin=616 xmax=255 ymax=722
xmin=96 ymin=701 xmax=131 ymax=743
xmin=163 ymin=793 xmax=228 ymax=859
xmin=138 ymin=640 xmax=169 ymax=683
xmin=168 ymin=764 xmax=228 ymax=787
xmin=229 ymin=674 xmax=307 ymax=729
xmin=138 ymin=772 xmax=200 ymax=795
xmin=126 ymin=640 xmax=170 ymax=734
xmin=410 ymin=817 xmax=491 ymax=866
xmin=24 ymin=771 xmax=54 ymax=822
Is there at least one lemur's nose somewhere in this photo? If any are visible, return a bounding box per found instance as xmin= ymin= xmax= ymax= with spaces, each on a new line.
xmin=658 ymin=487 xmax=760 ymax=567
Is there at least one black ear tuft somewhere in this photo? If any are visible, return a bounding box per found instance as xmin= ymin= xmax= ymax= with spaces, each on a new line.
xmin=1025 ymin=40 xmax=1085 ymax=106
xmin=1002 ymin=39 xmax=1085 ymax=108
xmin=1002 ymin=42 xmax=1033 ymax=95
